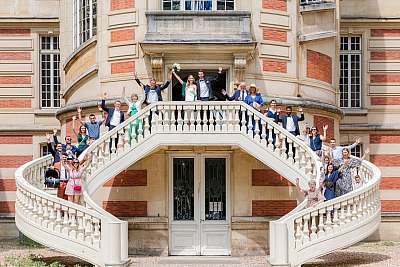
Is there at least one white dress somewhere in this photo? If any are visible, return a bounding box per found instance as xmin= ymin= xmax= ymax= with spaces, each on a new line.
xmin=185 ymin=84 xmax=197 ymax=101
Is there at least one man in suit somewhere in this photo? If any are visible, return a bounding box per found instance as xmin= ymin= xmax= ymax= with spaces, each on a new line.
xmin=277 ymin=106 xmax=304 ymax=136
xmin=134 ymin=72 xmax=171 ymax=105
xmin=196 ymin=67 xmax=223 ymax=101
xmin=101 ymin=92 xmax=125 ymax=151
xmin=223 ymin=82 xmax=248 ymax=102
xmin=277 ymin=106 xmax=304 ymax=159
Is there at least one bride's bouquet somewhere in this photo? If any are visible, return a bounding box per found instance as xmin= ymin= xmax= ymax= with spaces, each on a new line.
xmin=172 ymin=63 xmax=181 ymax=72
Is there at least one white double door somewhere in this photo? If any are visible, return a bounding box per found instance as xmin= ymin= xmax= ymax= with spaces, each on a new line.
xmin=169 ymin=155 xmax=230 ymax=256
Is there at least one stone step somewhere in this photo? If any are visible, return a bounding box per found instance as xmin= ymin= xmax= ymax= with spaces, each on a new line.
xmin=157 ymin=256 xmax=241 ymax=265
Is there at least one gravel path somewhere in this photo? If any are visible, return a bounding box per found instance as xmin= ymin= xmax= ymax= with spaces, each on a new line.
xmin=0 ymin=239 xmax=399 ymax=267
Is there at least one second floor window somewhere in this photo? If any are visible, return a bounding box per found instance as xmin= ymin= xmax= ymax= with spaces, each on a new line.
xmin=74 ymin=0 xmax=97 ymax=48
xmin=340 ymin=36 xmax=362 ymax=108
xmin=163 ymin=0 xmax=234 ymax=10
xmin=40 ymin=36 xmax=60 ymax=108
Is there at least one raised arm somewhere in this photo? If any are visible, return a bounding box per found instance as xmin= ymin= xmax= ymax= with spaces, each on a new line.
xmin=122 ymin=87 xmax=132 ymax=106
xmin=52 ymin=129 xmax=60 ymax=145
xmin=100 ymin=92 xmax=110 ymax=113
xmin=134 ymin=72 xmax=144 ymax=89
xmin=46 ymin=133 xmax=56 ymax=157
xmin=172 ymin=70 xmax=184 ymax=85
xmin=72 ymin=116 xmax=78 ymax=138
xmin=346 ymin=137 xmax=361 ymax=150
xmin=297 ymin=107 xmax=305 ymax=121
xmin=77 ymin=107 xmax=85 ymax=126
xmin=320 ymin=125 xmax=328 ymax=141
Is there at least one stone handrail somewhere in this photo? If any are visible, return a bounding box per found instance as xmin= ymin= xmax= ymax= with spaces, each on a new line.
xmin=268 ymin=157 xmax=381 ymax=266
xmin=81 ymin=101 xmax=321 ymax=192
xmin=14 ymin=155 xmax=130 ymax=267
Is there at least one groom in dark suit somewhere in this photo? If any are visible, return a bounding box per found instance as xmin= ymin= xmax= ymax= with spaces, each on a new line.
xmin=196 ymin=67 xmax=223 ymax=101
xmin=277 ymin=106 xmax=304 ymax=159
xmin=101 ymin=92 xmax=125 ymax=151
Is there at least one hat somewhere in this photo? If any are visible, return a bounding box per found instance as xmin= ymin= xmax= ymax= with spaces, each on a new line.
xmin=249 ymin=83 xmax=257 ymax=88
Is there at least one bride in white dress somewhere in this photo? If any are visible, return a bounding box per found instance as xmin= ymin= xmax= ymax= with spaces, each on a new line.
xmin=172 ymin=70 xmax=197 ymax=101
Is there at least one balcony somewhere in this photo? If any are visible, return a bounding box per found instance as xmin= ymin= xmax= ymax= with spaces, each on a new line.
xmin=299 ymin=0 xmax=336 ymax=13
xmin=144 ymin=11 xmax=253 ymax=44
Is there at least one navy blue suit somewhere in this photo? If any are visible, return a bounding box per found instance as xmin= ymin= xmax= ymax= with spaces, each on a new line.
xmin=196 ymin=72 xmax=223 ymax=101
xmin=135 ymin=79 xmax=170 ymax=104
xmin=277 ymin=113 xmax=305 ymax=136
xmin=226 ymin=90 xmax=248 ymax=101
xmin=101 ymin=99 xmax=125 ymax=128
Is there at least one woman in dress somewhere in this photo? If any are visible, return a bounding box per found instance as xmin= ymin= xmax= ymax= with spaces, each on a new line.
xmin=323 ymin=163 xmax=340 ymax=201
xmin=72 ymin=118 xmax=89 ymax=157
xmin=333 ymin=147 xmax=369 ymax=197
xmin=172 ymin=71 xmax=197 ymax=101
xmin=123 ymin=88 xmax=144 ymax=143
xmin=309 ymin=125 xmax=328 ymax=156
xmin=62 ymin=157 xmax=90 ymax=204
xmin=244 ymin=84 xmax=264 ymax=112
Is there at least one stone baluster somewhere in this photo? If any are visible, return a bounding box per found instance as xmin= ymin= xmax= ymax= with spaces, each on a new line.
xmin=170 ymin=105 xmax=177 ymax=132
xmin=266 ymin=124 xmax=273 ymax=150
xmin=48 ymin=202 xmax=56 ymax=231
xmin=317 ymin=209 xmax=326 ymax=238
xmin=351 ymin=197 xmax=358 ymax=221
xmin=357 ymin=196 xmax=364 ymax=219
xmin=300 ymin=148 xmax=307 ymax=172
xmin=196 ymin=107 xmax=202 ymax=132
xmin=76 ymin=211 xmax=85 ymax=241
xmin=117 ymin=130 xmax=124 ymax=155
xmin=345 ymin=201 xmax=352 ymax=224
xmin=209 ymin=107 xmax=215 ymax=132
xmin=280 ymin=135 xmax=287 ymax=160
xmin=332 ymin=204 xmax=340 ymax=231
xmin=69 ymin=208 xmax=78 ymax=239
xmin=28 ymin=194 xmax=35 ymax=219
xmin=274 ymin=130 xmax=281 ymax=156
xmin=325 ymin=206 xmax=333 ymax=235
xmin=362 ymin=193 xmax=368 ymax=217
xmin=227 ymin=106 xmax=234 ymax=132
xmin=302 ymin=214 xmax=311 ymax=243
xmin=215 ymin=108 xmax=222 ymax=133
xmin=110 ymin=133 xmax=117 ymax=157
xmin=254 ymin=116 xmax=260 ymax=142
xmin=84 ymin=215 xmax=93 ymax=245
xmin=189 ymin=106 xmax=196 ymax=132
xmin=157 ymin=107 xmax=164 ymax=132
xmin=233 ymin=106 xmax=240 ymax=132
xmin=221 ymin=107 xmax=228 ymax=132
xmin=247 ymin=113 xmax=253 ymax=137
xmin=62 ymin=206 xmax=70 ymax=235
xmin=137 ymin=115 xmax=144 ymax=142
xmin=202 ymin=106 xmax=209 ymax=132
xmin=143 ymin=112 xmax=150 ymax=137
xmin=287 ymin=139 xmax=294 ymax=164
xmin=177 ymin=106 xmax=183 ymax=132
xmin=295 ymin=218 xmax=303 ymax=248
xmin=104 ymin=139 xmax=111 ymax=160
xmin=261 ymin=120 xmax=267 ymax=147
xmin=93 ymin=218 xmax=101 ymax=248
xmin=294 ymin=144 xmax=300 ymax=168
xmin=182 ymin=107 xmax=189 ymax=132
xmin=151 ymin=107 xmax=157 ymax=134
xmin=32 ymin=196 xmax=39 ymax=222
xmin=54 ymin=203 xmax=62 ymax=232
xmin=241 ymin=108 xmax=246 ymax=134
xmin=339 ymin=202 xmax=347 ymax=226
xmin=310 ymin=211 xmax=318 ymax=240
xmin=305 ymin=155 xmax=313 ymax=175
xmin=42 ymin=199 xmax=49 ymax=228
xmin=124 ymin=127 xmax=130 ymax=150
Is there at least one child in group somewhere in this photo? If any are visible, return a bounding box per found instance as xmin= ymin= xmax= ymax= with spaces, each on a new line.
xmin=296 ymin=178 xmax=325 ymax=208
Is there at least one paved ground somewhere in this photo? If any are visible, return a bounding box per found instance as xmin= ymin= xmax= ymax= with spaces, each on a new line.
xmin=0 ymin=239 xmax=399 ymax=266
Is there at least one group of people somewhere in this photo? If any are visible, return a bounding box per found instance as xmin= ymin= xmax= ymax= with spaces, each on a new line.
xmin=42 ymin=67 xmax=368 ymax=207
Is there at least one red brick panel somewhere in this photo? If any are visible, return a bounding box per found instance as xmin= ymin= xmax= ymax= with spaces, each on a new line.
xmin=111 ymin=28 xmax=135 ymax=43
xmin=262 ymin=0 xmax=287 ymax=11
xmin=0 ymin=52 xmax=31 ymax=60
xmin=0 ymin=201 xmax=15 ymax=213
xmin=262 ymin=27 xmax=287 ymax=42
xmin=313 ymin=115 xmax=334 ymax=140
xmin=382 ymin=200 xmax=400 ymax=213
xmin=0 ymin=179 xmax=16 ymax=191
xmin=371 ymin=29 xmax=400 ymax=37
xmin=252 ymin=200 xmax=297 ymax=216
xmin=370 ymin=135 xmax=400 ymax=144
xmin=262 ymin=59 xmax=287 ymax=73
xmin=370 ymin=74 xmax=400 ymax=83
xmin=0 ymin=135 xmax=32 ymax=144
xmin=0 ymin=76 xmax=31 ymax=84
xmin=0 ymin=100 xmax=31 ymax=108
xmin=252 ymin=169 xmax=292 ymax=186
xmin=307 ymin=50 xmax=332 ymax=84
xmin=111 ymin=0 xmax=135 ymax=11
xmin=102 ymin=201 xmax=147 ymax=217
xmin=381 ymin=178 xmax=400 ymax=190
xmin=371 ymin=97 xmax=400 ymax=106
xmin=111 ymin=61 xmax=135 ymax=74
xmin=371 ymin=51 xmax=400 ymax=61
xmin=0 ymin=29 xmax=30 ymax=36
xmin=370 ymin=155 xmax=400 ymax=167
xmin=104 ymin=170 xmax=147 ymax=187
xmin=66 ymin=118 xmax=81 ymax=144
xmin=0 ymin=156 xmax=32 ymax=168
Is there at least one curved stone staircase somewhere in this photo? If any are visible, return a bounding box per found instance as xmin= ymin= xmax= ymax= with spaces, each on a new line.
xmin=15 ymin=102 xmax=381 ymax=267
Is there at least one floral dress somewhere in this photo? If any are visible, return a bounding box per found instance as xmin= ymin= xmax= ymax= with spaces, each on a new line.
xmin=333 ymin=157 xmax=362 ymax=197
xmin=64 ymin=167 xmax=84 ymax=196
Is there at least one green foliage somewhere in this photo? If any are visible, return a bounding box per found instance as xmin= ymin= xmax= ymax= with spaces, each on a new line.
xmin=1 ymin=254 xmax=65 ymax=267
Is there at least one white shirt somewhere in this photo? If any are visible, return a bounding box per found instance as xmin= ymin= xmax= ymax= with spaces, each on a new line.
xmin=199 ymin=80 xmax=209 ymax=98
xmin=286 ymin=116 xmax=296 ymax=132
xmin=331 ymin=143 xmax=357 ymax=160
xmin=60 ymin=164 xmax=69 ymax=181
xmin=147 ymin=90 xmax=158 ymax=104
xmin=238 ymin=90 xmax=247 ymax=101
xmin=110 ymin=109 xmax=121 ymax=126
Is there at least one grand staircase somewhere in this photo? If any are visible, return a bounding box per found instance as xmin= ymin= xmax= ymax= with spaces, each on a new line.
xmin=15 ymin=102 xmax=381 ymax=267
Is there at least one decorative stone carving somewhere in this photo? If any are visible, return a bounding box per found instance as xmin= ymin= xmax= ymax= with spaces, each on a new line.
xmin=150 ymin=55 xmax=164 ymax=82
xmin=234 ymin=55 xmax=247 ymax=83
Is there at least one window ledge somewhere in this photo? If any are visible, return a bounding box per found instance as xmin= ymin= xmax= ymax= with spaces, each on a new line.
xmin=34 ymin=109 xmax=59 ymax=115
xmin=342 ymin=108 xmax=368 ymax=116
xmin=63 ymin=36 xmax=97 ymax=71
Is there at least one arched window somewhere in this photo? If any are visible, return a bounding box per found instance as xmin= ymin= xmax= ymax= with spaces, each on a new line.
xmin=73 ymin=0 xmax=97 ymax=49
xmin=162 ymin=0 xmax=234 ymax=11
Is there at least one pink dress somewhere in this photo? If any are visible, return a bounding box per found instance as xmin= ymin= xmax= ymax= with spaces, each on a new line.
xmin=65 ymin=168 xmax=84 ymax=196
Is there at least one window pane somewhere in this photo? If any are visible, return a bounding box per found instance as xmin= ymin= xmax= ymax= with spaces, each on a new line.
xmin=40 ymin=36 xmax=60 ymax=109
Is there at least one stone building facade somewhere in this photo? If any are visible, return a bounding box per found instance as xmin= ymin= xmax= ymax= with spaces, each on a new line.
xmin=0 ymin=0 xmax=400 ymax=254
